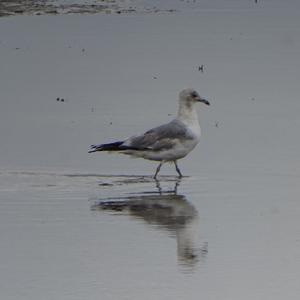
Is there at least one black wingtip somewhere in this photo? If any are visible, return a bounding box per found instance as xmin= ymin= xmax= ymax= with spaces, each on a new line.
xmin=88 ymin=141 xmax=125 ymax=152
xmin=89 ymin=144 xmax=98 ymax=153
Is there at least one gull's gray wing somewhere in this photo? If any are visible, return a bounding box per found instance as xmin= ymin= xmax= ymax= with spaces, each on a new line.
xmin=124 ymin=119 xmax=193 ymax=151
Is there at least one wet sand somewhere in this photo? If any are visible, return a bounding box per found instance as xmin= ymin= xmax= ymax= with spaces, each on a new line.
xmin=0 ymin=0 xmax=178 ymax=17
xmin=0 ymin=0 xmax=118 ymax=16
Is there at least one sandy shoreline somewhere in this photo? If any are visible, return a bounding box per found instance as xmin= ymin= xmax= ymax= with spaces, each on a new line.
xmin=0 ymin=0 xmax=124 ymax=16
xmin=0 ymin=0 xmax=178 ymax=17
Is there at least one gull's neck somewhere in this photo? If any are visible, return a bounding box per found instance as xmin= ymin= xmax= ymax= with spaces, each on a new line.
xmin=176 ymin=101 xmax=199 ymax=126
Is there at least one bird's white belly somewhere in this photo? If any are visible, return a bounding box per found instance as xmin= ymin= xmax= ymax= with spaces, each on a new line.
xmin=126 ymin=138 xmax=199 ymax=162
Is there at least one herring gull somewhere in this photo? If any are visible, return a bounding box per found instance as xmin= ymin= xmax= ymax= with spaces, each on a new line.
xmin=89 ymin=89 xmax=210 ymax=178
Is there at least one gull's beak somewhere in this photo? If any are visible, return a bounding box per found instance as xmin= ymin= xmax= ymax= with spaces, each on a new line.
xmin=197 ymin=97 xmax=210 ymax=106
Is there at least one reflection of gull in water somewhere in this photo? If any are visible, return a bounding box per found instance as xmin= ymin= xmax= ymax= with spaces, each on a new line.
xmin=91 ymin=181 xmax=207 ymax=268
xmin=89 ymin=89 xmax=209 ymax=179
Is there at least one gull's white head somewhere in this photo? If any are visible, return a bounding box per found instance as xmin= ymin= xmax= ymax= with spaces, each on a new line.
xmin=179 ymin=89 xmax=210 ymax=106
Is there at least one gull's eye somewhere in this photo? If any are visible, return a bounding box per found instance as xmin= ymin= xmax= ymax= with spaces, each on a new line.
xmin=191 ymin=91 xmax=198 ymax=98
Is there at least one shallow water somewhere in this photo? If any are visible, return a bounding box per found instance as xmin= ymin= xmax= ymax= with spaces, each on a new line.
xmin=1 ymin=2 xmax=300 ymax=299
xmin=1 ymin=169 xmax=300 ymax=300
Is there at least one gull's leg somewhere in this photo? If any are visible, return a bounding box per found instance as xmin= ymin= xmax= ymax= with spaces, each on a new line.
xmin=154 ymin=162 xmax=163 ymax=179
xmin=174 ymin=179 xmax=181 ymax=194
xmin=154 ymin=179 xmax=162 ymax=194
xmin=174 ymin=161 xmax=183 ymax=178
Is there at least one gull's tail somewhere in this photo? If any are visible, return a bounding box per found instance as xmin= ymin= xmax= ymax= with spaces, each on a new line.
xmin=89 ymin=141 xmax=125 ymax=153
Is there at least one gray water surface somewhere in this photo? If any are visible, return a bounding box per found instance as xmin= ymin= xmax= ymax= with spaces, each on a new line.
xmin=1 ymin=170 xmax=299 ymax=300
xmin=1 ymin=2 xmax=300 ymax=299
